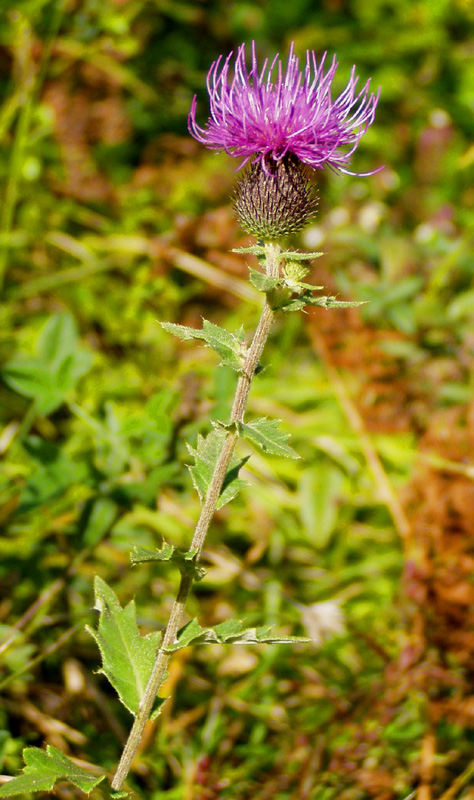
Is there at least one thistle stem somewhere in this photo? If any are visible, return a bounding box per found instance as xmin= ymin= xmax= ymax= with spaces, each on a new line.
xmin=111 ymin=242 xmax=281 ymax=791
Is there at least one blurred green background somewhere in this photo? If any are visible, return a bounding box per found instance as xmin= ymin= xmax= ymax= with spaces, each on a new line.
xmin=1 ymin=0 xmax=474 ymax=798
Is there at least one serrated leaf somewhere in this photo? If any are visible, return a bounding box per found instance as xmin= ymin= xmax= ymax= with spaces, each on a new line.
xmin=247 ymin=266 xmax=282 ymax=293
xmin=165 ymin=618 xmax=309 ymax=652
xmin=232 ymin=247 xmax=322 ymax=261
xmin=238 ymin=625 xmax=309 ymax=644
xmin=86 ymin=577 xmax=162 ymax=716
xmin=284 ymin=279 xmax=324 ymax=292
xmin=160 ymin=321 xmax=200 ymax=340
xmin=304 ymin=295 xmax=368 ymax=309
xmin=187 ymin=428 xmax=249 ymax=508
xmin=279 ymin=297 xmax=308 ymax=312
xmin=200 ymin=320 xmax=245 ymax=369
xmin=0 ymin=745 xmax=107 ymax=797
xmin=280 ymin=290 xmax=367 ymax=312
xmin=232 ymin=245 xmax=266 ymax=256
xmin=238 ymin=418 xmax=299 ymax=459
xmin=161 ymin=320 xmax=245 ymax=371
xmin=280 ymin=250 xmax=323 ymax=260
xmin=131 ymin=542 xmax=176 ymax=563
xmin=131 ymin=543 xmax=206 ymax=580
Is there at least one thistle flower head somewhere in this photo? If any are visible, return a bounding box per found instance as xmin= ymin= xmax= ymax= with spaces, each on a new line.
xmin=234 ymin=154 xmax=318 ymax=239
xmin=189 ymin=41 xmax=381 ymax=176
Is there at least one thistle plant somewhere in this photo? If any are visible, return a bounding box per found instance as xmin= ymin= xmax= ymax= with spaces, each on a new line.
xmin=0 ymin=41 xmax=380 ymax=798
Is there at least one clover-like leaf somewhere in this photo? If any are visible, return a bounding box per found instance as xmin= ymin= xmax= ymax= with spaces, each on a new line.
xmin=237 ymin=418 xmax=299 ymax=459
xmin=187 ymin=427 xmax=249 ymax=508
xmin=0 ymin=745 xmax=119 ymax=797
xmin=1 ymin=312 xmax=92 ymax=415
xmin=86 ymin=577 xmax=163 ymax=717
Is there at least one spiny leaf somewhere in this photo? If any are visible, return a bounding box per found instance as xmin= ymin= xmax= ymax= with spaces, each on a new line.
xmin=279 ymin=250 xmax=323 ymax=260
xmin=131 ymin=543 xmax=206 ymax=581
xmin=0 ymin=745 xmax=113 ymax=797
xmin=304 ymin=295 xmax=368 ymax=309
xmin=232 ymin=246 xmax=323 ymax=261
xmin=161 ymin=320 xmax=245 ymax=371
xmin=284 ymin=279 xmax=324 ymax=292
xmin=187 ymin=427 xmax=249 ymax=508
xmin=86 ymin=577 xmax=163 ymax=717
xmin=232 ymin=245 xmax=266 ymax=256
xmin=164 ymin=618 xmax=309 ymax=652
xmin=237 ymin=418 xmax=299 ymax=459
xmin=281 ymin=291 xmax=367 ymax=312
xmin=247 ymin=266 xmax=282 ymax=293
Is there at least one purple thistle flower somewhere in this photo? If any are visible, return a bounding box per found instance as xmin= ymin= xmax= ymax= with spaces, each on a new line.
xmin=189 ymin=42 xmax=381 ymax=176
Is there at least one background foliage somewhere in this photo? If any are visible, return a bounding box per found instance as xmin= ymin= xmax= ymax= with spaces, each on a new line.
xmin=1 ymin=0 xmax=474 ymax=798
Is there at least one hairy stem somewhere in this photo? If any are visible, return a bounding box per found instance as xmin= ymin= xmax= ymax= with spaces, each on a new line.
xmin=111 ymin=242 xmax=281 ymax=791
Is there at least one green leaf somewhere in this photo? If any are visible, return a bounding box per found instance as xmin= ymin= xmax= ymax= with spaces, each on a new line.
xmin=237 ymin=418 xmax=299 ymax=459
xmin=280 ymin=250 xmax=323 ymax=260
xmin=19 ymin=437 xmax=88 ymax=512
xmin=299 ymin=464 xmax=346 ymax=549
xmin=131 ymin=543 xmax=207 ymax=581
xmin=165 ymin=618 xmax=309 ymax=652
xmin=1 ymin=312 xmax=92 ymax=414
xmin=280 ymin=291 xmax=367 ymax=312
xmin=55 ymin=354 xmax=77 ymax=394
xmin=1 ymin=360 xmax=63 ymax=415
xmin=232 ymin=247 xmax=322 ymax=261
xmin=247 ymin=266 xmax=282 ymax=293
xmin=232 ymin=245 xmax=266 ymax=256
xmin=187 ymin=428 xmax=249 ymax=508
xmin=0 ymin=745 xmax=107 ymax=797
xmin=304 ymin=295 xmax=368 ymax=309
xmin=86 ymin=577 xmax=162 ymax=717
xmin=161 ymin=320 xmax=245 ymax=371
xmin=447 ymin=287 xmax=474 ymax=321
xmin=131 ymin=541 xmax=176 ymax=563
xmin=284 ymin=278 xmax=324 ymax=293
xmin=82 ymin=498 xmax=118 ymax=547
xmin=36 ymin=311 xmax=79 ymax=369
